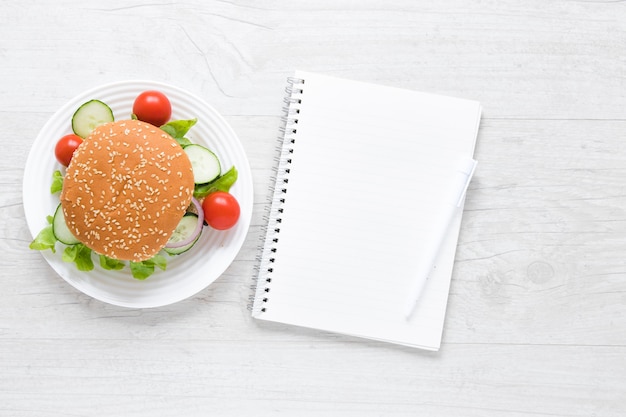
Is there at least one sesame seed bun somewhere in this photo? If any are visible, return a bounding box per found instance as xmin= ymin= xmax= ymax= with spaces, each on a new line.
xmin=60 ymin=119 xmax=195 ymax=262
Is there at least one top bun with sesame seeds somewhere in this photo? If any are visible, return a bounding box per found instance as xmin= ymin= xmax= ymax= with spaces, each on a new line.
xmin=60 ymin=119 xmax=195 ymax=262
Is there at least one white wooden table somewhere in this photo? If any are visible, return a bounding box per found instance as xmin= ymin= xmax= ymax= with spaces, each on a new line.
xmin=2 ymin=1 xmax=625 ymax=415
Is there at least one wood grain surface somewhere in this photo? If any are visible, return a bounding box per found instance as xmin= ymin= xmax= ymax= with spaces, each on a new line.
xmin=1 ymin=1 xmax=625 ymax=416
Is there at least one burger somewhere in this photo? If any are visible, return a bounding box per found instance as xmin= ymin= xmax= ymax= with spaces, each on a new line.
xmin=60 ymin=119 xmax=195 ymax=262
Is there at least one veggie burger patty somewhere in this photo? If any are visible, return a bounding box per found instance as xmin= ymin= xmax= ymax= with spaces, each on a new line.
xmin=60 ymin=119 xmax=195 ymax=262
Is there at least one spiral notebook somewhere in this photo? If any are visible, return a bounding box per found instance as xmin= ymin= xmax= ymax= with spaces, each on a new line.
xmin=252 ymin=71 xmax=482 ymax=350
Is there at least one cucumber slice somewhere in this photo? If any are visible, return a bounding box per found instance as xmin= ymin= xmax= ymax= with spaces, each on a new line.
xmin=71 ymin=99 xmax=114 ymax=138
xmin=52 ymin=203 xmax=80 ymax=245
xmin=184 ymin=144 xmax=221 ymax=184
xmin=164 ymin=213 xmax=202 ymax=255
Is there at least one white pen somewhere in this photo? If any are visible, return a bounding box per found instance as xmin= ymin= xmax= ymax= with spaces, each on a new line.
xmin=404 ymin=158 xmax=477 ymax=320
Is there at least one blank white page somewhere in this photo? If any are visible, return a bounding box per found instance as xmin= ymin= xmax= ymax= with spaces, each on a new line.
xmin=252 ymin=71 xmax=482 ymax=350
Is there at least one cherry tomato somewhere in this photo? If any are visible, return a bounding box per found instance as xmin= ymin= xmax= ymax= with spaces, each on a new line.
xmin=202 ymin=191 xmax=240 ymax=230
xmin=55 ymin=134 xmax=83 ymax=166
xmin=132 ymin=90 xmax=172 ymax=127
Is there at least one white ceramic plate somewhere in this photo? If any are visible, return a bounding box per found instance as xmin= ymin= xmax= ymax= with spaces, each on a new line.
xmin=23 ymin=80 xmax=253 ymax=308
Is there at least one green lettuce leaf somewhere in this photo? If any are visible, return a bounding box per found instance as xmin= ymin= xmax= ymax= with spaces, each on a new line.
xmin=193 ymin=166 xmax=238 ymax=199
xmin=160 ymin=119 xmax=197 ymax=147
xmin=50 ymin=170 xmax=63 ymax=194
xmin=29 ymin=221 xmax=57 ymax=253
xmin=62 ymin=244 xmax=94 ymax=271
xmin=99 ymin=255 xmax=125 ymax=271
xmin=129 ymin=254 xmax=167 ymax=280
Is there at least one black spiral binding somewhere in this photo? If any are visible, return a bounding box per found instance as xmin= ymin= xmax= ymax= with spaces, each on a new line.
xmin=250 ymin=76 xmax=304 ymax=315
